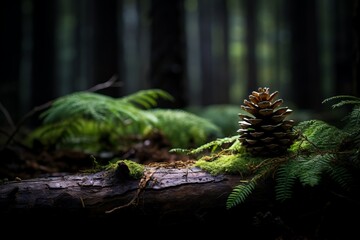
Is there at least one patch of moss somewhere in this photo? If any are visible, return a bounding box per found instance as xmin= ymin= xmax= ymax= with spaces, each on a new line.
xmin=194 ymin=153 xmax=263 ymax=176
xmin=106 ymin=159 xmax=145 ymax=179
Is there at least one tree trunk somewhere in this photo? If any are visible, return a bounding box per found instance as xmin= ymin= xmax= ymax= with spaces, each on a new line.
xmin=149 ymin=0 xmax=187 ymax=109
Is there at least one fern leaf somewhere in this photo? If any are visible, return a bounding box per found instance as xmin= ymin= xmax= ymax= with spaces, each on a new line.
xmin=119 ymin=89 xmax=174 ymax=109
xmin=292 ymin=120 xmax=348 ymax=151
xmin=40 ymin=92 xmax=157 ymax=125
xmin=275 ymin=160 xmax=297 ymax=202
xmin=185 ymin=135 xmax=239 ymax=155
xmin=226 ymin=180 xmax=256 ymax=209
xmin=322 ymin=95 xmax=360 ymax=108
xmin=195 ymin=104 xmax=246 ymax=136
xmin=344 ymin=106 xmax=360 ymax=132
xmin=150 ymin=109 xmax=223 ymax=148
xmin=169 ymin=148 xmax=190 ymax=154
xmin=27 ymin=118 xmax=85 ymax=145
xmin=296 ymin=154 xmax=333 ymax=186
xmin=326 ymin=165 xmax=353 ymax=191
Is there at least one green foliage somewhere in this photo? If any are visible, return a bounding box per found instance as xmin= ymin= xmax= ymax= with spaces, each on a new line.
xmin=227 ymin=119 xmax=356 ymax=208
xmin=27 ymin=89 xmax=222 ymax=156
xmin=39 ymin=89 xmax=170 ymax=126
xmin=179 ymin=94 xmax=360 ymax=210
xmin=27 ymin=118 xmax=107 ymax=152
xmin=150 ymin=109 xmax=223 ymax=149
xmin=322 ymin=95 xmax=360 ymax=167
xmin=274 ymin=164 xmax=297 ymax=202
xmin=345 ymin=105 xmax=360 ymax=131
xmin=171 ymin=134 xmax=262 ymax=175
xmin=275 ymin=154 xmax=336 ymax=202
xmin=195 ymin=153 xmax=254 ymax=175
xmin=120 ymin=89 xmax=174 ymax=109
xmin=226 ymin=180 xmax=256 ymax=209
xmin=290 ymin=119 xmax=348 ymax=151
xmin=193 ymin=104 xmax=248 ymax=136
xmin=322 ymin=95 xmax=360 ymax=109
xmin=170 ymin=135 xmax=240 ymax=155
xmin=27 ymin=90 xmax=168 ymax=153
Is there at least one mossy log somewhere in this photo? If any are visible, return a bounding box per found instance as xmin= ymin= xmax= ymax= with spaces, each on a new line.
xmin=1 ymin=165 xmax=357 ymax=239
xmin=0 ymin=166 xmax=253 ymax=229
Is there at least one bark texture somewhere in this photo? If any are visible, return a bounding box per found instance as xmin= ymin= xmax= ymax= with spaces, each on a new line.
xmin=0 ymin=166 xmax=247 ymax=229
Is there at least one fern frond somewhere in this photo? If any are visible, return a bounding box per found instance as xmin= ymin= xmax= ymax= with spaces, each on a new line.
xmin=275 ymin=160 xmax=298 ymax=202
xmin=27 ymin=118 xmax=86 ymax=146
xmin=326 ymin=164 xmax=353 ymax=191
xmin=349 ymin=105 xmax=360 ymax=125
xmin=344 ymin=106 xmax=360 ymax=133
xmin=169 ymin=148 xmax=191 ymax=154
xmin=226 ymin=180 xmax=256 ymax=209
xmin=274 ymin=153 xmax=352 ymax=202
xmin=322 ymin=95 xmax=360 ymax=108
xmin=291 ymin=120 xmax=348 ymax=151
xmin=41 ymin=92 xmax=156 ymax=125
xmin=194 ymin=104 xmax=247 ymax=136
xmin=119 ymin=89 xmax=174 ymax=109
xmin=188 ymin=135 xmax=239 ymax=155
xmin=296 ymin=154 xmax=333 ymax=186
xmin=150 ymin=109 xmax=223 ymax=148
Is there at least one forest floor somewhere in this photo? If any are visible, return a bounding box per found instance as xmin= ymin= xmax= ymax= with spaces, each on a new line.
xmin=1 ymin=130 xmax=359 ymax=240
xmin=0 ymin=131 xmax=192 ymax=181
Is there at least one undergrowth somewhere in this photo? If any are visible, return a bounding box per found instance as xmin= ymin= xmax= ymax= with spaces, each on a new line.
xmin=26 ymin=89 xmax=222 ymax=155
xmin=172 ymin=95 xmax=360 ymax=209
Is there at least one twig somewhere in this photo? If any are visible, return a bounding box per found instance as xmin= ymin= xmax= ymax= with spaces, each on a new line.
xmin=86 ymin=75 xmax=122 ymax=92
xmin=105 ymin=168 xmax=156 ymax=214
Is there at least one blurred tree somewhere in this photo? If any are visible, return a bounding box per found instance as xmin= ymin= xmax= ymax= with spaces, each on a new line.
xmin=0 ymin=0 xmax=357 ymax=127
xmin=289 ymin=0 xmax=321 ymax=110
xmin=149 ymin=0 xmax=187 ymax=108
xmin=30 ymin=0 xmax=56 ymax=126
xmin=198 ymin=0 xmax=230 ymax=105
xmin=92 ymin=0 xmax=121 ymax=97
xmin=334 ymin=0 xmax=354 ymax=96
xmin=244 ymin=0 xmax=258 ymax=94
xmin=0 ymin=0 xmax=22 ymax=123
xmin=354 ymin=0 xmax=360 ymax=96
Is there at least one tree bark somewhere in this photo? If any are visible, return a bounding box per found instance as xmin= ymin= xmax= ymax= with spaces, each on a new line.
xmin=0 ymin=166 xmax=246 ymax=228
xmin=2 ymin=163 xmax=357 ymax=239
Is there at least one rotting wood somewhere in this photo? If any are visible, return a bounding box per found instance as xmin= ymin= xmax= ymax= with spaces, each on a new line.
xmin=0 ymin=166 xmax=244 ymax=227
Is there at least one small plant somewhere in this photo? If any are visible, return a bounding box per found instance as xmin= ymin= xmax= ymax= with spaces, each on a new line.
xmin=173 ymin=88 xmax=359 ymax=210
xmin=227 ymin=92 xmax=359 ymax=208
xmin=228 ymin=92 xmax=359 ymax=208
xmin=26 ymin=89 xmax=222 ymax=156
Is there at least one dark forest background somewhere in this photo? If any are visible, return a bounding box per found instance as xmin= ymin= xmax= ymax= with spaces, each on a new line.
xmin=1 ymin=0 xmax=359 ymax=129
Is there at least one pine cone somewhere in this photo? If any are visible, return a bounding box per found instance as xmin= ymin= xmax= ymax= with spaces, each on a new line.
xmin=238 ymin=87 xmax=297 ymax=156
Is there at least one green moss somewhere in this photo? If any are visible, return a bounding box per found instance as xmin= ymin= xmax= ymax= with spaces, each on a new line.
xmin=106 ymin=159 xmax=145 ymax=179
xmin=194 ymin=153 xmax=263 ymax=176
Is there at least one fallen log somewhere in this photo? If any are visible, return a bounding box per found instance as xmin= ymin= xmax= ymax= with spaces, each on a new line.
xmin=2 ymin=164 xmax=357 ymax=239
xmin=0 ymin=165 xmax=253 ymax=229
